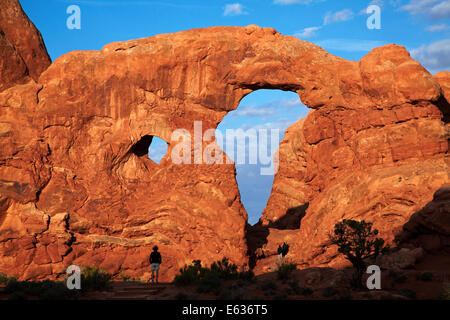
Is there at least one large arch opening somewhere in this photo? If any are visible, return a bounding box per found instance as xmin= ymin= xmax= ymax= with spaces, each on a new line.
xmin=216 ymin=90 xmax=309 ymax=226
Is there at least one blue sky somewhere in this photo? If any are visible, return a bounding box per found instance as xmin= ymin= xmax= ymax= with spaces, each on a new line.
xmin=19 ymin=0 xmax=450 ymax=224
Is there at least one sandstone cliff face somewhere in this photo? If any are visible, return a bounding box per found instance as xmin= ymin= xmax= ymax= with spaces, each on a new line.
xmin=0 ymin=0 xmax=51 ymax=91
xmin=256 ymin=67 xmax=449 ymax=272
xmin=0 ymin=1 xmax=448 ymax=281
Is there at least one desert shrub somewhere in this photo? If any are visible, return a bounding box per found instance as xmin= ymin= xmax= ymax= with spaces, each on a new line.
xmin=388 ymin=269 xmax=407 ymax=283
xmin=338 ymin=292 xmax=352 ymax=300
xmin=0 ymin=273 xmax=11 ymax=284
xmin=288 ymin=281 xmax=301 ymax=295
xmin=329 ymin=219 xmax=388 ymax=288
xmin=5 ymin=279 xmax=76 ymax=300
xmin=300 ymin=287 xmax=313 ymax=296
xmin=275 ymin=261 xmax=297 ymax=281
xmin=39 ymin=281 xmax=74 ymax=300
xmin=417 ymin=272 xmax=433 ymax=282
xmin=174 ymin=292 xmax=190 ymax=300
xmin=322 ymin=286 xmax=337 ymax=298
xmin=8 ymin=291 xmax=28 ymax=300
xmin=398 ymin=288 xmax=417 ymax=300
xmin=219 ymin=286 xmax=244 ymax=300
xmin=210 ymin=258 xmax=238 ymax=280
xmin=260 ymin=280 xmax=277 ymax=292
xmin=175 ymin=258 xmax=253 ymax=288
xmin=174 ymin=260 xmax=203 ymax=286
xmin=273 ymin=293 xmax=288 ymax=300
xmin=120 ymin=273 xmax=132 ymax=282
xmin=363 ymin=293 xmax=374 ymax=300
xmin=81 ymin=266 xmax=112 ymax=291
xmin=196 ymin=273 xmax=222 ymax=295
xmin=438 ymin=283 xmax=450 ymax=300
xmin=238 ymin=269 xmax=255 ymax=282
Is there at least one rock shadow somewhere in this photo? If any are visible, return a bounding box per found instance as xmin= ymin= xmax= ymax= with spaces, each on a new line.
xmin=245 ymin=203 xmax=309 ymax=269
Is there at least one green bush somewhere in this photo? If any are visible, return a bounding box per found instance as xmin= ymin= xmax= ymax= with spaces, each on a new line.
xmin=196 ymin=273 xmax=222 ymax=295
xmin=260 ymin=280 xmax=277 ymax=292
xmin=0 ymin=273 xmax=10 ymax=284
xmin=275 ymin=262 xmax=297 ymax=281
xmin=417 ymin=272 xmax=433 ymax=282
xmin=388 ymin=270 xmax=407 ymax=283
xmin=322 ymin=286 xmax=337 ymax=298
xmin=175 ymin=292 xmax=190 ymax=300
xmin=398 ymin=288 xmax=417 ymax=300
xmin=81 ymin=266 xmax=112 ymax=291
xmin=288 ymin=281 xmax=301 ymax=295
xmin=174 ymin=258 xmax=253 ymax=288
xmin=8 ymin=291 xmax=28 ymax=300
xmin=238 ymin=270 xmax=255 ymax=282
xmin=300 ymin=287 xmax=313 ymax=296
xmin=438 ymin=283 xmax=450 ymax=300
xmin=273 ymin=293 xmax=288 ymax=300
xmin=219 ymin=286 xmax=244 ymax=300
xmin=174 ymin=260 xmax=203 ymax=286
xmin=338 ymin=292 xmax=352 ymax=300
xmin=5 ymin=278 xmax=76 ymax=300
xmin=210 ymin=258 xmax=238 ymax=280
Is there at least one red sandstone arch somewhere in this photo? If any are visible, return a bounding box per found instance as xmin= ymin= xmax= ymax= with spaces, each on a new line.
xmin=0 ymin=2 xmax=449 ymax=280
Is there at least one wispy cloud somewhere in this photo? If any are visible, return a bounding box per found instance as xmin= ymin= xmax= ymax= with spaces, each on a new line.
xmin=224 ymin=3 xmax=247 ymax=16
xmin=410 ymin=39 xmax=450 ymax=73
xmin=400 ymin=0 xmax=450 ymax=20
xmin=57 ymin=0 xmax=208 ymax=8
xmin=294 ymin=26 xmax=322 ymax=38
xmin=323 ymin=9 xmax=355 ymax=25
xmin=230 ymin=98 xmax=302 ymax=118
xmin=426 ymin=23 xmax=450 ymax=31
xmin=315 ymin=39 xmax=387 ymax=52
xmin=273 ymin=0 xmax=314 ymax=4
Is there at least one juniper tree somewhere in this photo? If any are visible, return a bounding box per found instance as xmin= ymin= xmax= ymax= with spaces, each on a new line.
xmin=329 ymin=219 xmax=387 ymax=288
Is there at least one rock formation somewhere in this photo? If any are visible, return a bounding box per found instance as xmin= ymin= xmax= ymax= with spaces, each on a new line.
xmin=0 ymin=0 xmax=51 ymax=91
xmin=395 ymin=185 xmax=450 ymax=252
xmin=0 ymin=0 xmax=449 ymax=281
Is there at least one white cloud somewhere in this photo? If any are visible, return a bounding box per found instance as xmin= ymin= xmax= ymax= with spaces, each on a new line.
xmin=389 ymin=0 xmax=403 ymax=6
xmin=224 ymin=3 xmax=246 ymax=16
xmin=315 ymin=39 xmax=387 ymax=52
xmin=231 ymin=98 xmax=302 ymax=117
xmin=274 ymin=0 xmax=313 ymax=4
xmin=426 ymin=23 xmax=450 ymax=31
xmin=232 ymin=106 xmax=276 ymax=117
xmin=359 ymin=0 xmax=385 ymax=14
xmin=429 ymin=0 xmax=450 ymax=19
xmin=323 ymin=9 xmax=355 ymax=25
xmin=400 ymin=0 xmax=450 ymax=20
xmin=410 ymin=39 xmax=450 ymax=73
xmin=370 ymin=0 xmax=385 ymax=7
xmin=294 ymin=26 xmax=322 ymax=38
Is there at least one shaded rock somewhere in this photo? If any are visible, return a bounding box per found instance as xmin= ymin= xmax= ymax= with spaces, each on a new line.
xmin=376 ymin=248 xmax=424 ymax=270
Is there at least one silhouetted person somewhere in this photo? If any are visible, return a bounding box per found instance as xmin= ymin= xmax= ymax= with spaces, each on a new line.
xmin=277 ymin=244 xmax=283 ymax=262
xmin=149 ymin=245 xmax=162 ymax=284
xmin=278 ymin=242 xmax=290 ymax=263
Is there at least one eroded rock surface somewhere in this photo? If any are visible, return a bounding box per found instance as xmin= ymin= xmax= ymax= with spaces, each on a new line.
xmin=0 ymin=2 xmax=448 ymax=281
xmin=0 ymin=0 xmax=51 ymax=91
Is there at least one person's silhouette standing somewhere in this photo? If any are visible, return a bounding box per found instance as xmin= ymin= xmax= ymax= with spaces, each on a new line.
xmin=149 ymin=245 xmax=162 ymax=284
